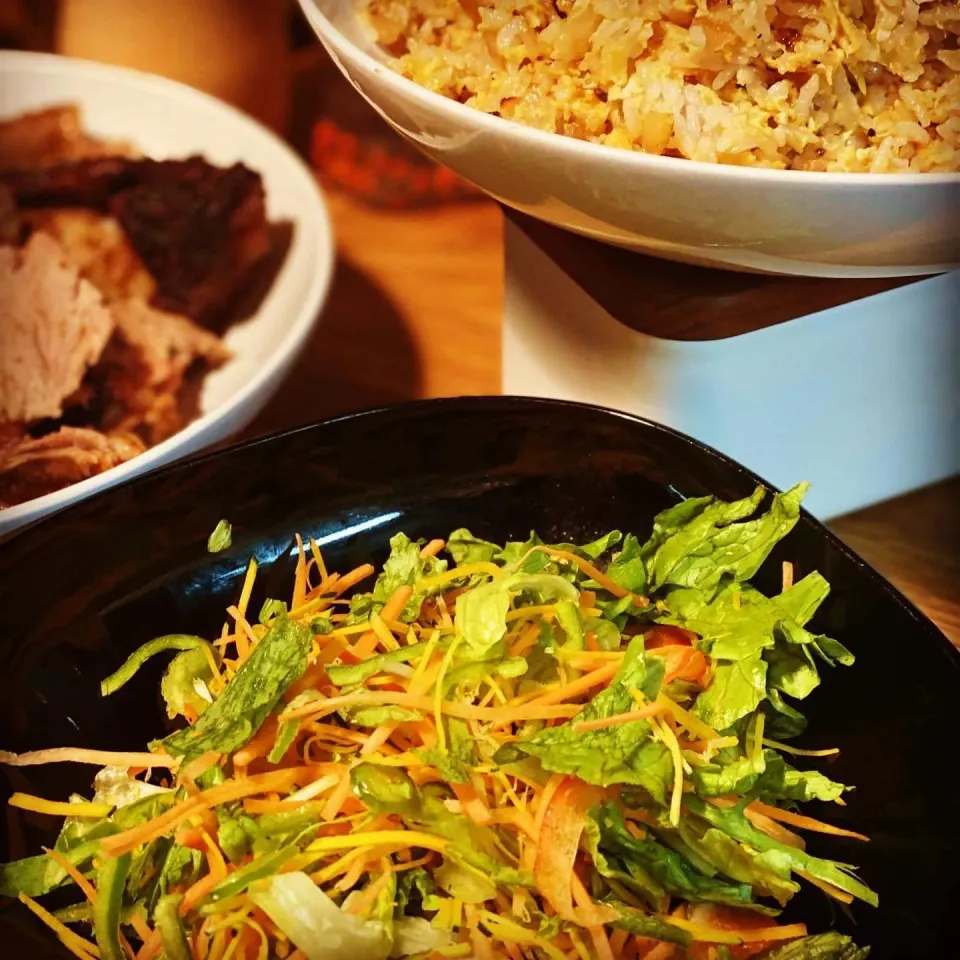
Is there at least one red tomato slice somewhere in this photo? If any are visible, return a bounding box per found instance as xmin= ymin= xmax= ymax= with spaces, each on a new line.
xmin=644 ymin=625 xmax=695 ymax=649
xmin=651 ymin=645 xmax=708 ymax=684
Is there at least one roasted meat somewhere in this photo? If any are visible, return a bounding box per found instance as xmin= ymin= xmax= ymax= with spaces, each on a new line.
xmin=97 ymin=299 xmax=231 ymax=444
xmin=0 ymin=105 xmax=136 ymax=173
xmin=4 ymin=155 xmax=272 ymax=328
xmin=0 ymin=184 xmax=18 ymax=244
xmin=0 ymin=232 xmax=114 ymax=423
xmin=0 ymin=426 xmax=145 ymax=507
xmin=22 ymin=208 xmax=156 ymax=303
xmin=112 ymin=159 xmax=272 ymax=328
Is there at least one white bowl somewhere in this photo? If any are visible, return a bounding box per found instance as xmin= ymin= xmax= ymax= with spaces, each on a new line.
xmin=0 ymin=51 xmax=335 ymax=538
xmin=299 ymin=0 xmax=960 ymax=278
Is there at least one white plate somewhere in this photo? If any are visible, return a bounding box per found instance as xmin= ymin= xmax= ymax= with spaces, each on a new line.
xmin=0 ymin=51 xmax=335 ymax=538
xmin=299 ymin=0 xmax=960 ymax=278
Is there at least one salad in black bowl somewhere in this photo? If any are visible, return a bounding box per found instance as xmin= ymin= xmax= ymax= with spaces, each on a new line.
xmin=0 ymin=398 xmax=957 ymax=959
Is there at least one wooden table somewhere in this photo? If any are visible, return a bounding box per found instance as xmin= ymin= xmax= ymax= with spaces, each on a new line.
xmin=243 ymin=190 xmax=958 ymax=646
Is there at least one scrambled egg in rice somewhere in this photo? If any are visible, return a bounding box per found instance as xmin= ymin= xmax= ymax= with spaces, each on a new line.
xmin=362 ymin=0 xmax=960 ymax=171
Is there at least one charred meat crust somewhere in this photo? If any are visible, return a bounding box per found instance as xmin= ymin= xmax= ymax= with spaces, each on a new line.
xmin=3 ymin=156 xmax=272 ymax=329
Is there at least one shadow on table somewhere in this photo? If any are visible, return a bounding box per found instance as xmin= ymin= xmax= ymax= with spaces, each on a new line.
xmin=242 ymin=254 xmax=423 ymax=437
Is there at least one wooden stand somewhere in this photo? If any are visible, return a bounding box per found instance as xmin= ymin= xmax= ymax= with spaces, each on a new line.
xmin=503 ymin=212 xmax=960 ymax=519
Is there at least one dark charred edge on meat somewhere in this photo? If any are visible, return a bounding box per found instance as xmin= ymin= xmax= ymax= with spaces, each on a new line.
xmin=0 ymin=156 xmax=140 ymax=207
xmin=0 ymin=185 xmax=23 ymax=245
xmin=219 ymin=220 xmax=295 ymax=329
xmin=111 ymin=159 xmax=272 ymax=331
xmin=1 ymin=156 xmax=274 ymax=331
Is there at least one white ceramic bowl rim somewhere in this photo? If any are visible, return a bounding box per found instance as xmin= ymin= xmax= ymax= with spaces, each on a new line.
xmin=0 ymin=51 xmax=335 ymax=530
xmin=300 ymin=0 xmax=960 ymax=188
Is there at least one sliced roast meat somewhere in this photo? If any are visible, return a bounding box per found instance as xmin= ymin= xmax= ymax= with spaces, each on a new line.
xmin=0 ymin=232 xmax=114 ymax=423
xmin=3 ymin=155 xmax=271 ymax=329
xmin=96 ymin=299 xmax=231 ymax=445
xmin=23 ymin=208 xmax=156 ymax=303
xmin=0 ymin=426 xmax=145 ymax=507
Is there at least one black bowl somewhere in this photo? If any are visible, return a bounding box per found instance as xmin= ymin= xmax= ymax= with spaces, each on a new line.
xmin=1 ymin=397 xmax=957 ymax=958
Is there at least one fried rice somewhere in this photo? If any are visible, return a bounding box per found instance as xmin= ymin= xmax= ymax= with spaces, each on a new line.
xmin=361 ymin=0 xmax=960 ymax=172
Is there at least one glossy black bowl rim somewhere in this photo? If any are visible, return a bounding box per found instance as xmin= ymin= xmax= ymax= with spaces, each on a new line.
xmin=6 ymin=395 xmax=955 ymax=665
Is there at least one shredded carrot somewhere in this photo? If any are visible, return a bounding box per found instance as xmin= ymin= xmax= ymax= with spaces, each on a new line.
xmin=0 ymin=748 xmax=176 ymax=769
xmin=292 ymin=534 xmax=308 ymax=610
xmin=129 ymin=911 xmax=153 ymax=944
xmin=344 ymin=862 xmax=394 ymax=915
xmin=19 ymin=893 xmax=100 ymax=959
xmin=452 ymin=782 xmax=493 ymax=826
xmin=420 ymin=539 xmax=445 ymax=558
xmin=321 ymin=768 xmax=354 ymax=821
xmin=744 ymin=808 xmax=806 ymax=849
xmin=537 ymin=547 xmax=643 ymax=602
xmin=199 ymin=826 xmax=228 ymax=881
xmin=9 ymin=794 xmax=113 ymax=819
xmin=533 ymin=773 xmax=564 ymax=839
xmin=42 ymin=846 xmax=97 ymax=904
xmin=525 ymin=660 xmax=621 ymax=708
xmin=102 ymin=768 xmax=305 ymax=858
xmin=370 ymin=611 xmax=400 ymax=652
xmin=589 ymin=926 xmax=615 ymax=960
xmin=747 ymin=801 xmax=869 ymax=842
xmin=226 ymin=605 xmax=258 ymax=662
xmin=279 ymin=690 xmax=580 ymax=725
xmin=573 ymin=702 xmax=664 ymax=732
xmin=237 ymin=558 xmax=258 ymax=620
xmin=795 ymin=870 xmax=855 ymax=905
xmin=332 ymin=563 xmax=376 ymax=594
xmin=232 ymin=718 xmax=280 ymax=767
xmin=309 ymin=538 xmax=328 ymax=582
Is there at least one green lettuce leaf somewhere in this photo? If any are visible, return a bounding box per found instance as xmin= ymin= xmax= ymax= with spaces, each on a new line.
xmin=611 ymin=905 xmax=691 ymax=946
xmin=677 ymin=818 xmax=799 ymax=906
xmin=394 ymin=868 xmax=435 ymax=917
xmin=765 ymin=768 xmax=849 ymax=803
xmin=503 ymin=637 xmax=671 ymax=800
xmin=645 ymin=485 xmax=807 ymax=595
xmin=683 ymin=796 xmax=877 ymax=906
xmin=342 ymin=704 xmax=422 ymax=727
xmin=327 ymin=642 xmax=430 ymax=687
xmin=418 ymin=718 xmax=475 ymax=784
xmin=446 ymin=529 xmax=500 ymax=565
xmin=372 ymin=533 xmax=448 ymax=622
xmin=0 ymin=792 xmax=175 ymax=898
xmin=350 ymin=766 xmax=529 ymax=887
xmin=207 ymin=519 xmax=232 ymax=553
xmin=161 ymin=646 xmax=217 ymax=720
xmin=691 ymin=748 xmax=781 ymax=798
xmin=692 ymin=654 xmax=768 ymax=730
xmin=585 ymin=616 xmax=623 ymax=651
xmin=605 ymin=534 xmax=647 ymax=593
xmin=582 ymin=809 xmax=666 ymax=908
xmin=764 ymin=689 xmax=808 ymax=740
xmin=259 ymin=599 xmax=288 ymax=625
xmin=590 ymin=804 xmax=757 ymax=908
xmin=455 ymin=573 xmax=578 ymax=661
xmin=555 ymin=600 xmax=585 ymax=651
xmin=160 ymin=616 xmax=311 ymax=762
xmin=753 ymin=932 xmax=871 ymax=959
